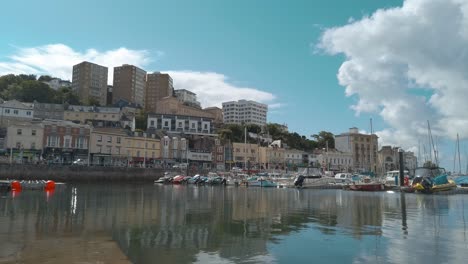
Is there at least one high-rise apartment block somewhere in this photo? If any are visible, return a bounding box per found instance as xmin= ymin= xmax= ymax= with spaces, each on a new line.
xmin=112 ymin=64 xmax=147 ymax=107
xmin=145 ymin=72 xmax=174 ymax=113
xmin=71 ymin=61 xmax=108 ymax=106
xmin=335 ymin=127 xmax=379 ymax=173
xmin=222 ymin=100 xmax=268 ymax=126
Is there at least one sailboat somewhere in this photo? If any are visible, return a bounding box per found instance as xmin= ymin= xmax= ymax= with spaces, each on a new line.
xmin=410 ymin=121 xmax=456 ymax=193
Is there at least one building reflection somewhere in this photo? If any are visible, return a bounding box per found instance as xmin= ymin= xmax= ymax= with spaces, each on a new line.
xmin=0 ymin=185 xmax=427 ymax=263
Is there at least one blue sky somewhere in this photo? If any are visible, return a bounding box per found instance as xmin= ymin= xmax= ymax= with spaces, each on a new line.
xmin=2 ymin=0 xmax=468 ymax=170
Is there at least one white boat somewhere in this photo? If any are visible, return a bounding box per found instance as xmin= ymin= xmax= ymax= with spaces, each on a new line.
xmin=385 ymin=170 xmax=409 ymax=186
xmin=334 ymin=173 xmax=353 ymax=184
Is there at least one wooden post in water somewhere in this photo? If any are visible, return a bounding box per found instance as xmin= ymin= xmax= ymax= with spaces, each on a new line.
xmin=398 ymin=148 xmax=404 ymax=187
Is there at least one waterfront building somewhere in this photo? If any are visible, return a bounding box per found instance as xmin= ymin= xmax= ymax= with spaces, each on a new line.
xmin=213 ymin=138 xmax=225 ymax=170
xmin=112 ymin=64 xmax=147 ymax=107
xmin=71 ymin=61 xmax=108 ymax=106
xmin=42 ymin=78 xmax=71 ymax=90
xmin=285 ymin=149 xmax=307 ymax=166
xmin=174 ymin=89 xmax=201 ymax=108
xmin=222 ymin=99 xmax=268 ymax=126
xmin=42 ymin=120 xmax=91 ymax=163
xmin=145 ymin=72 xmax=174 ymax=113
xmin=64 ymin=105 xmax=121 ymax=125
xmin=232 ymin=142 xmax=260 ymax=169
xmin=147 ymin=113 xmax=214 ymax=135
xmin=89 ymin=128 xmax=161 ymax=166
xmin=124 ymin=131 xmax=161 ymax=166
xmin=316 ymin=149 xmax=353 ymax=172
xmin=377 ymin=146 xmax=418 ymax=175
xmin=335 ymin=127 xmax=378 ymax=172
xmin=0 ymin=100 xmax=34 ymax=126
xmin=5 ymin=121 xmax=44 ymax=163
xmin=32 ymin=102 xmax=64 ymax=120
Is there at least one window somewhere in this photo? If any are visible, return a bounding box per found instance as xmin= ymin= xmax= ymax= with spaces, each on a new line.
xmin=191 ymin=123 xmax=195 ymax=129
xmin=97 ymin=135 xmax=102 ymax=142
xmin=47 ymin=136 xmax=58 ymax=147
xmin=152 ymin=143 xmax=155 ymax=149
xmin=64 ymin=138 xmax=71 ymax=148
xmin=31 ymin=142 xmax=36 ymax=149
xmin=76 ymin=137 xmax=86 ymax=149
xmin=26 ymin=111 xmax=31 ymax=116
xmin=117 ymin=137 xmax=121 ymax=144
xmin=204 ymin=124 xmax=208 ymax=129
xmin=178 ymin=122 xmax=183 ymax=128
xmin=107 ymin=136 xmax=112 ymax=143
xmin=164 ymin=121 xmax=169 ymax=127
xmin=137 ymin=151 xmax=140 ymax=157
xmin=13 ymin=110 xmax=18 ymax=115
xmin=65 ymin=127 xmax=71 ymax=134
xmin=107 ymin=146 xmax=112 ymax=153
xmin=4 ymin=109 xmax=10 ymax=114
xmin=150 ymin=120 xmax=155 ymax=126
xmin=17 ymin=129 xmax=22 ymax=135
xmin=116 ymin=147 xmax=120 ymax=155
xmin=97 ymin=144 xmax=102 ymax=153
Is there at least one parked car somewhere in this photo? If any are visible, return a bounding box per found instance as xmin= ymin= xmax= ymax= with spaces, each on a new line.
xmin=72 ymin=159 xmax=86 ymax=166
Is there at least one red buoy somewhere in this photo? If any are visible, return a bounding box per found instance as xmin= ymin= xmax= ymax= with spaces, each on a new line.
xmin=11 ymin=181 xmax=22 ymax=191
xmin=44 ymin=180 xmax=56 ymax=191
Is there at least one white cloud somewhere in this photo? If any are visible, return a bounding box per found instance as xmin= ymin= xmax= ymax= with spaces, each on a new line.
xmin=0 ymin=43 xmax=152 ymax=83
xmin=0 ymin=44 xmax=279 ymax=110
xmin=319 ymin=0 xmax=468 ymax=154
xmin=165 ymin=70 xmax=278 ymax=108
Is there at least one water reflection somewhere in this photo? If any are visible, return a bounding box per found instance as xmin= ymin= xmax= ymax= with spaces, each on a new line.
xmin=0 ymin=185 xmax=467 ymax=263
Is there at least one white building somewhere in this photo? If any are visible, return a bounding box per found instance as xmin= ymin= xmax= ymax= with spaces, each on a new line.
xmin=174 ymin=89 xmax=201 ymax=108
xmin=0 ymin=100 xmax=34 ymax=126
xmin=147 ymin=114 xmax=214 ymax=135
xmin=285 ymin=149 xmax=306 ymax=165
xmin=43 ymin=78 xmax=71 ymax=90
xmin=222 ymin=99 xmax=268 ymax=126
xmin=6 ymin=122 xmax=44 ymax=150
xmin=316 ymin=150 xmax=353 ymax=172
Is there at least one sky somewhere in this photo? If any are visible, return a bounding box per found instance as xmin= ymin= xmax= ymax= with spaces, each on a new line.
xmin=1 ymin=0 xmax=468 ymax=171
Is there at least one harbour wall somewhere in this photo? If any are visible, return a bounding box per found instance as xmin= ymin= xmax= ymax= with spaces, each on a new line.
xmin=0 ymin=164 xmax=166 ymax=182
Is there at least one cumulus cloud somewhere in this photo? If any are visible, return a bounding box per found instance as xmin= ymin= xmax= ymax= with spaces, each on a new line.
xmin=0 ymin=43 xmax=152 ymax=83
xmin=166 ymin=71 xmax=277 ymax=108
xmin=319 ymin=0 xmax=468 ymax=152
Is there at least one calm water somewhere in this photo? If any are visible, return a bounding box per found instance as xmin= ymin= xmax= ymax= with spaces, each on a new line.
xmin=1 ymin=184 xmax=468 ymax=264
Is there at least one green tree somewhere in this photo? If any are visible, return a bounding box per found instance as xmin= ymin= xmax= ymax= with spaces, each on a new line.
xmin=312 ymin=131 xmax=335 ymax=149
xmin=135 ymin=112 xmax=148 ymax=130
xmin=86 ymin=97 xmax=101 ymax=106
xmin=38 ymin=75 xmax=53 ymax=82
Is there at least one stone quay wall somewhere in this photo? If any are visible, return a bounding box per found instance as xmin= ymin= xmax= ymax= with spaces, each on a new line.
xmin=0 ymin=164 xmax=166 ymax=182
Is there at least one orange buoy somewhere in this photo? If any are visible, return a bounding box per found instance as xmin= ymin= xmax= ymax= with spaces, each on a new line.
xmin=44 ymin=180 xmax=56 ymax=191
xmin=11 ymin=181 xmax=22 ymax=191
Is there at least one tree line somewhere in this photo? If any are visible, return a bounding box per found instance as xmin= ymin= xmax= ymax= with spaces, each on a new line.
xmin=0 ymin=74 xmax=80 ymax=105
xmin=218 ymin=123 xmax=335 ymax=152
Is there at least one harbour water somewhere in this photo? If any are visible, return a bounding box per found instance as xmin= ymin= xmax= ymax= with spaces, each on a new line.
xmin=1 ymin=184 xmax=468 ymax=263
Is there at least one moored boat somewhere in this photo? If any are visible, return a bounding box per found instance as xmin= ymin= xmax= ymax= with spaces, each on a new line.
xmin=348 ymin=182 xmax=386 ymax=191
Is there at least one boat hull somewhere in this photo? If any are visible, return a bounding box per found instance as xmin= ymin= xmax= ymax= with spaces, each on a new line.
xmin=348 ymin=183 xmax=385 ymax=191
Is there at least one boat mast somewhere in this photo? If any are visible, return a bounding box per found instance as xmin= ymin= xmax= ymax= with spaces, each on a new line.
xmin=427 ymin=120 xmax=438 ymax=165
xmin=457 ymin=133 xmax=462 ymax=174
